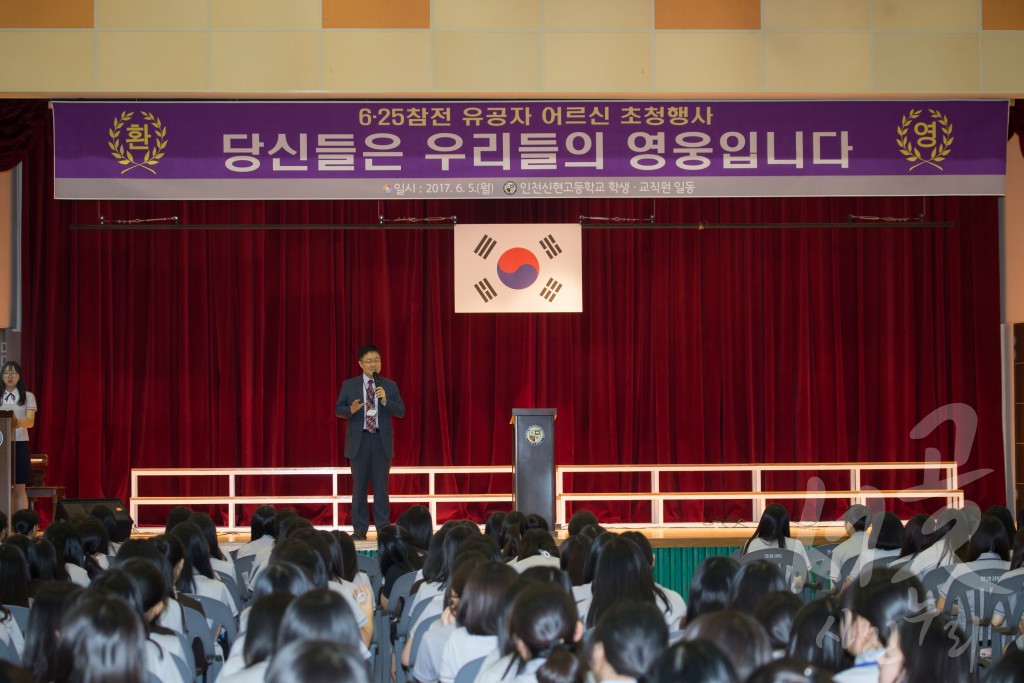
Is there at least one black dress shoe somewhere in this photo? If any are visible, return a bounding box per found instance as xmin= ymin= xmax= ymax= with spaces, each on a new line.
xmin=353 ymin=531 xmax=367 ymax=540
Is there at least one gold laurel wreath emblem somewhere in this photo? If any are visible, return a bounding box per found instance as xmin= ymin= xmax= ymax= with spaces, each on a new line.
xmin=896 ymin=108 xmax=953 ymax=172
xmin=107 ymin=111 xmax=168 ymax=175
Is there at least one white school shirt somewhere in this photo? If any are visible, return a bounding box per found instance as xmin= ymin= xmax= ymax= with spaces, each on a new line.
xmin=2 ymin=389 xmax=36 ymax=441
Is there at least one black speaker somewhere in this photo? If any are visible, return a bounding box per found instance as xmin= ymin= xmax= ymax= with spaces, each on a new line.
xmin=56 ymin=498 xmax=133 ymax=540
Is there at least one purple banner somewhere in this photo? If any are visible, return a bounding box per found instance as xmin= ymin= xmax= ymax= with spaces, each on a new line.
xmin=52 ymin=100 xmax=1009 ymax=200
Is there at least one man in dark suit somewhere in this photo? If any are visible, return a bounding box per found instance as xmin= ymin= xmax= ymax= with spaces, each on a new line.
xmin=335 ymin=344 xmax=406 ymax=539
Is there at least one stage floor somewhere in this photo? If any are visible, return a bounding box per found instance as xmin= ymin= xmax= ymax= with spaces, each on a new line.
xmin=189 ymin=521 xmax=850 ymax=551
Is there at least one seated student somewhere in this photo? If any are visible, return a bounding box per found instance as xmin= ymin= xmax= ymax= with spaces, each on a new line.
xmin=682 ymin=610 xmax=772 ymax=682
xmin=90 ymin=504 xmax=130 ymax=553
xmin=891 ymin=508 xmax=965 ymax=577
xmin=22 ymin=582 xmax=86 ymax=683
xmin=188 ymin=511 xmax=236 ymax=579
xmin=436 ymin=561 xmax=519 ymax=683
xmin=729 ymin=560 xmax=787 ymax=615
xmin=829 ymin=504 xmax=870 ymax=584
xmin=846 ymin=512 xmax=904 ymax=583
xmin=42 ymin=521 xmax=90 ymax=587
xmin=645 ymin=640 xmax=736 ymax=683
xmin=10 ymin=510 xmax=38 ymax=538
xmin=685 ymin=556 xmax=740 ymax=627
xmin=0 ymin=546 xmax=27 ymax=658
xmin=265 ymin=640 xmax=369 ymax=683
xmin=246 ymin=509 xmax=298 ymax=589
xmin=164 ymin=506 xmax=193 ymax=535
xmin=587 ymin=601 xmax=668 ymax=683
xmin=170 ymin=521 xmax=238 ymax=618
xmin=484 ymin=512 xmax=506 ymax=544
xmin=621 ymin=531 xmax=687 ymax=628
xmin=558 ymin=535 xmax=592 ymax=587
xmin=118 ymin=559 xmax=190 ymax=674
xmin=566 ymin=509 xmax=602 ymax=537
xmin=220 ymin=594 xmax=293 ymax=683
xmin=73 ymin=516 xmax=111 ymax=576
xmin=51 ymin=593 xmax=149 ymax=683
xmin=476 ymin=582 xmax=583 ymax=683
xmin=937 ymin=514 xmax=1011 ymax=611
xmin=396 ymin=504 xmax=434 ymax=553
xmin=585 ymin=536 xmax=670 ymax=630
xmin=509 ymin=528 xmax=560 ymax=573
xmin=276 ymin=589 xmax=368 ymax=661
xmin=787 ymin=596 xmax=851 ymax=674
xmin=753 ymin=591 xmax=802 ymax=656
xmin=375 ymin=524 xmax=425 ymax=610
xmin=740 ymin=504 xmax=811 ymax=592
xmin=833 ymin=568 xmax=925 ymax=683
xmin=236 ymin=505 xmax=277 ymax=559
xmin=877 ymin=613 xmax=970 ymax=683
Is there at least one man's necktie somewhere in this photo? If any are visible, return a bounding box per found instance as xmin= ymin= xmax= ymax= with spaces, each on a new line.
xmin=366 ymin=380 xmax=377 ymax=431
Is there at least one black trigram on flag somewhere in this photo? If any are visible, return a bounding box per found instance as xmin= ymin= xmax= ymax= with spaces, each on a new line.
xmin=474 ymin=278 xmax=498 ymax=303
xmin=539 ymin=278 xmax=562 ymax=302
xmin=474 ymin=234 xmax=497 ymax=259
xmin=539 ymin=234 xmax=562 ymax=259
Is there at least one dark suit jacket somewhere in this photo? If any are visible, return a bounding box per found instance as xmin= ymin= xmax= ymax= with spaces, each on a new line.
xmin=335 ymin=374 xmax=405 ymax=460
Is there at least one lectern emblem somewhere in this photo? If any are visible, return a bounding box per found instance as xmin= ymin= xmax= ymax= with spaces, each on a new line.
xmin=525 ymin=425 xmax=545 ymax=446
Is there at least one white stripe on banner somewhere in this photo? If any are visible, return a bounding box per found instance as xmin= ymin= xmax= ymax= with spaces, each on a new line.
xmin=454 ymin=224 xmax=583 ymax=313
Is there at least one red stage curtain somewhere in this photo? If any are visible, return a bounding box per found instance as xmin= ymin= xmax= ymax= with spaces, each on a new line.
xmin=17 ymin=117 xmax=1004 ymax=526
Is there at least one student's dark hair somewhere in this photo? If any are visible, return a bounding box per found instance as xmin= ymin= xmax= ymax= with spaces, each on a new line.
xmin=374 ymin=524 xmax=424 ymax=578
xmin=164 ymin=505 xmax=193 ymax=534
xmin=170 ymin=521 xmax=215 ymax=592
xmin=895 ymin=613 xmax=970 ymax=683
xmin=507 ymin=583 xmax=582 ymax=683
xmin=983 ymin=649 xmax=1024 ymax=683
xmin=317 ymin=529 xmax=346 ymax=581
xmin=436 ymin=523 xmax=479 ymax=589
xmin=591 ymin=601 xmax=668 ymax=679
xmin=251 ymin=560 xmax=316 ymax=602
xmin=786 ymin=596 xmax=850 ymax=673
xmin=587 ymin=535 xmax=663 ymax=628
xmin=621 ymin=531 xmax=655 ymax=566
xmin=11 ymin=509 xmax=38 ymax=536
xmin=119 ymin=558 xmax=169 ymax=618
xmin=114 ymin=538 xmax=176 ymax=599
xmin=866 ymin=511 xmax=904 ymax=552
xmin=984 ymin=505 xmax=1017 ymax=544
xmin=848 ymin=568 xmax=925 ymax=645
xmin=90 ymin=504 xmax=129 ymax=543
xmin=457 ymin=561 xmax=519 ymax=636
xmin=743 ymin=504 xmax=792 ymax=552
xmin=395 ymin=505 xmax=433 ymax=551
xmin=455 ymin=533 xmax=502 ymax=564
xmin=270 ymin=508 xmax=298 ymax=540
xmin=0 ymin=362 xmax=27 ymax=406
xmin=567 ymin=510 xmax=601 ymax=537
xmin=484 ymin=511 xmax=507 ymax=541
xmin=499 ymin=511 xmax=528 ymax=560
xmin=753 ymin=591 xmax=802 ymax=650
xmin=73 ymin=516 xmax=110 ymax=577
xmin=682 ymin=610 xmax=772 ymax=681
xmin=277 ymin=515 xmax=313 ymax=542
xmin=244 ymin=594 xmax=294 ymax=667
xmin=686 ymin=555 xmax=740 ymax=624
xmin=966 ymin=514 xmax=1011 ymax=562
xmin=29 ymin=537 xmax=59 ymax=583
xmin=644 ymin=639 xmax=737 ymax=683
xmin=329 ymin=530 xmax=359 ymax=582
xmin=276 ymin=588 xmax=361 ymax=651
xmin=729 ymin=560 xmax=788 ymax=614
xmin=581 ymin=531 xmax=619 ymax=585
xmin=525 ymin=513 xmax=549 ymax=532
xmin=249 ymin=505 xmax=277 ymax=541
xmin=899 ymin=514 xmax=931 ymax=557
xmin=284 ymin=528 xmax=336 ymax=583
xmin=43 ymin=521 xmax=85 ymax=569
xmin=269 ymin=538 xmax=329 ymax=589
xmin=90 ymin=567 xmax=145 ymax=616
xmin=23 ymin=581 xmax=87 ymax=682
xmin=443 ymin=552 xmax=489 ymax=617
xmin=188 ymin=511 xmax=228 ymax=562
xmin=265 ymin=640 xmax=369 ymax=683
xmin=843 ymin=504 xmax=871 ymax=533
xmin=517 ymin=528 xmax=558 ymax=561
xmin=0 ymin=543 xmax=30 ymax=607
xmin=51 ymin=592 xmax=147 ymax=683
xmin=151 ymin=535 xmax=186 ymax=596
xmin=745 ymin=659 xmax=835 ymax=683
xmin=1011 ymin=526 xmax=1024 ymax=571
xmin=559 ymin=535 xmax=592 ymax=586
xmin=520 ymin=564 xmax=574 ymax=594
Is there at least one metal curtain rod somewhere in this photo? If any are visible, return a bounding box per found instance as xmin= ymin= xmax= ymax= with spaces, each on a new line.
xmin=70 ymin=221 xmax=957 ymax=231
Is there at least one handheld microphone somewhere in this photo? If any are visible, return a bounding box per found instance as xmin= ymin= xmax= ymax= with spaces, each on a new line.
xmin=372 ymin=372 xmax=381 ymax=385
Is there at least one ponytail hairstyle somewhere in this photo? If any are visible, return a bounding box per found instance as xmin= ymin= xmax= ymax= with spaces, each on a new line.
xmin=507 ymin=583 xmax=582 ymax=683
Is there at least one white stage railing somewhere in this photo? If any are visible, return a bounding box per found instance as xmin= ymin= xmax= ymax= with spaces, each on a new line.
xmin=129 ymin=461 xmax=961 ymax=531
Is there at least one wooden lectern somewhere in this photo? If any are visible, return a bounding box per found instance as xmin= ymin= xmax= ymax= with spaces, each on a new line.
xmin=511 ymin=408 xmax=557 ymax=529
xmin=0 ymin=411 xmax=12 ymax=523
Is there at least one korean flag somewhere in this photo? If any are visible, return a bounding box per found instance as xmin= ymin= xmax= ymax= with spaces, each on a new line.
xmin=454 ymin=223 xmax=583 ymax=313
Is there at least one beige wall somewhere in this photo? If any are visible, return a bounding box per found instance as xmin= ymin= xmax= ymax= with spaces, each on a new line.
xmin=1 ymin=0 xmax=1023 ymax=96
